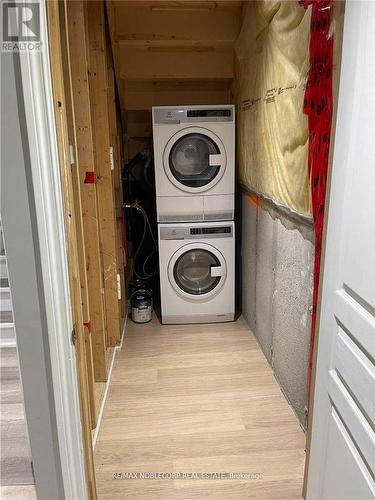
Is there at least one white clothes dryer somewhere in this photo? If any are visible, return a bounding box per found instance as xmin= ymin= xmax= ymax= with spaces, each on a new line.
xmin=152 ymin=105 xmax=235 ymax=222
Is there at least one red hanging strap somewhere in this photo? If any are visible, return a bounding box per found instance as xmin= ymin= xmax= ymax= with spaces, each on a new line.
xmin=300 ymin=0 xmax=334 ymax=399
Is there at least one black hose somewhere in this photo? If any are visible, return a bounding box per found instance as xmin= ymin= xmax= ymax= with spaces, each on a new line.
xmin=125 ymin=202 xmax=158 ymax=280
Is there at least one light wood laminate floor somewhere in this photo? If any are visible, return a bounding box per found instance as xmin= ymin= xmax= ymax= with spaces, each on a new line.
xmin=0 ymin=348 xmax=33 ymax=487
xmin=94 ymin=316 xmax=306 ymax=499
xmin=0 ymin=485 xmax=36 ymax=500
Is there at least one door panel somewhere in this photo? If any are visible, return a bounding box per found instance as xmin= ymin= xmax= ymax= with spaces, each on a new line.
xmin=305 ymin=1 xmax=375 ymax=498
xmin=333 ymin=328 xmax=375 ymax=424
xmin=334 ymin=290 xmax=374 ymax=359
xmin=328 ymin=373 xmax=375 ymax=475
xmin=322 ymin=408 xmax=373 ymax=500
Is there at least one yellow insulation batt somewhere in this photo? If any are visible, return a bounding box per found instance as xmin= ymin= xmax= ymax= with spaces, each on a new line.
xmin=235 ymin=0 xmax=312 ymax=216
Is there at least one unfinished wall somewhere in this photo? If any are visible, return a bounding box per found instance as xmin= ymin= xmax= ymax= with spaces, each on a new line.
xmin=234 ymin=0 xmax=316 ymax=427
xmin=235 ymin=1 xmax=312 ymax=216
xmin=240 ymin=191 xmax=314 ymax=427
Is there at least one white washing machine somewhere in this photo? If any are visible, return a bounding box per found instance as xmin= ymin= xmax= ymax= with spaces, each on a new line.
xmin=152 ymin=105 xmax=235 ymax=222
xmin=158 ymin=221 xmax=235 ymax=324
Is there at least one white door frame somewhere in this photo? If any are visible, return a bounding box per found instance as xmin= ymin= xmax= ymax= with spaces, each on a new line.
xmin=2 ymin=0 xmax=88 ymax=498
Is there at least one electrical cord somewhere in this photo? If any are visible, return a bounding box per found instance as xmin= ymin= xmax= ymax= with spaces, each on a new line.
xmin=124 ymin=201 xmax=158 ymax=280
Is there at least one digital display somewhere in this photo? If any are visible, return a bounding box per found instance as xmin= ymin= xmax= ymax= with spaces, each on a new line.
xmin=190 ymin=227 xmax=231 ymax=235
xmin=187 ymin=109 xmax=231 ymax=118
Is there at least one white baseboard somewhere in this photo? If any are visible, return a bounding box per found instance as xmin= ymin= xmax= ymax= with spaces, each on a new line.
xmin=92 ymin=312 xmax=128 ymax=449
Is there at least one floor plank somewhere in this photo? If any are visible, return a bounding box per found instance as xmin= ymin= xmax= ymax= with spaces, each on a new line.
xmin=94 ymin=316 xmax=306 ymax=499
xmin=0 ymin=348 xmax=34 ymax=487
xmin=0 ymin=485 xmax=37 ymax=500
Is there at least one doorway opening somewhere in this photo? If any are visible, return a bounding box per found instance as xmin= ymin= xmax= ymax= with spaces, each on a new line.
xmin=44 ymin=1 xmax=344 ymax=498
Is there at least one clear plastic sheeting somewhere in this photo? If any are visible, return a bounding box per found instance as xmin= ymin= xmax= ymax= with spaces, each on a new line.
xmin=235 ymin=0 xmax=312 ymax=216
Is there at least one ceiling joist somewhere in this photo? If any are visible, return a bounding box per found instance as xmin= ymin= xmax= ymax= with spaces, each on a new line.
xmin=106 ymin=0 xmax=243 ymax=132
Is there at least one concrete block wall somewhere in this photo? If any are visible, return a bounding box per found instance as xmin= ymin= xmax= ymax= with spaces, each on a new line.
xmin=240 ymin=190 xmax=314 ymax=427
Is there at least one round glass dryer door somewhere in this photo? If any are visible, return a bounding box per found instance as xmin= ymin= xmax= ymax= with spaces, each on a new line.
xmin=163 ymin=127 xmax=226 ymax=193
xmin=168 ymin=243 xmax=226 ymax=300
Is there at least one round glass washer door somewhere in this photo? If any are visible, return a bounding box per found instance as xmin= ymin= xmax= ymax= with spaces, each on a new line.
xmin=163 ymin=127 xmax=226 ymax=193
xmin=168 ymin=243 xmax=227 ymax=300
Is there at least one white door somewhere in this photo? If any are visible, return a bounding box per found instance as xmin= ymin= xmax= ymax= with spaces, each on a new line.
xmin=305 ymin=1 xmax=375 ymax=499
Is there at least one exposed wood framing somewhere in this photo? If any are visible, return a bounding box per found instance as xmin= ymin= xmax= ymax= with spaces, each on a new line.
xmin=66 ymin=0 xmax=108 ymax=382
xmin=106 ymin=30 xmax=126 ymax=321
xmin=57 ymin=0 xmax=97 ymax=426
xmin=86 ymin=0 xmax=122 ymax=347
xmin=113 ymin=5 xmax=241 ymax=43
xmin=121 ymin=81 xmax=232 ymax=110
xmin=46 ymin=1 xmax=96 ymax=497
xmin=105 ymin=0 xmax=123 ymax=90
xmin=106 ymin=0 xmax=241 ymax=160
xmin=119 ymin=48 xmax=234 ymax=80
xmin=111 ymin=0 xmax=243 ymax=8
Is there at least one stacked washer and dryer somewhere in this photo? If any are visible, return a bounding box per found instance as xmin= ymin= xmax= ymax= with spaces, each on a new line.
xmin=152 ymin=105 xmax=235 ymax=324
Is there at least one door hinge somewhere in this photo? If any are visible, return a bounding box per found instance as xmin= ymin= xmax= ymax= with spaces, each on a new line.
xmin=71 ymin=325 xmax=77 ymax=347
xmin=109 ymin=146 xmax=114 ymax=171
xmin=117 ymin=272 xmax=121 ymax=300
xmin=304 ymin=405 xmax=309 ymax=430
xmin=69 ymin=144 xmax=75 ymax=166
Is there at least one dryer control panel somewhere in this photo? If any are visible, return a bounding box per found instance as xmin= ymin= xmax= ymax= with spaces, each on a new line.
xmin=153 ymin=106 xmax=234 ymax=124
xmin=160 ymin=225 xmax=233 ymax=240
